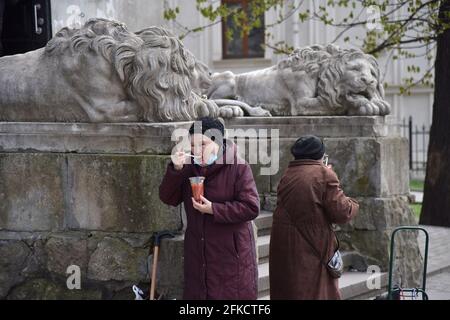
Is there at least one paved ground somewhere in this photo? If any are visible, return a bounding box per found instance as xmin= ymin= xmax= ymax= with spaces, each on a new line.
xmin=418 ymin=225 xmax=450 ymax=274
xmin=426 ymin=271 xmax=450 ymax=300
xmin=407 ymin=190 xmax=450 ymax=300
xmin=417 ymin=225 xmax=450 ymax=300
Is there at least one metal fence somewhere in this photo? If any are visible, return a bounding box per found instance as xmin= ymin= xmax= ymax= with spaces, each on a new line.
xmin=400 ymin=116 xmax=430 ymax=174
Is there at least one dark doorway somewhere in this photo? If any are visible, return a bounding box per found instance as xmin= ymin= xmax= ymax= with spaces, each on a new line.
xmin=0 ymin=0 xmax=52 ymax=57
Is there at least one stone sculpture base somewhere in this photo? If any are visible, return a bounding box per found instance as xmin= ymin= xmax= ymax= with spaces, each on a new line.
xmin=0 ymin=122 xmax=186 ymax=299
xmin=0 ymin=116 xmax=422 ymax=299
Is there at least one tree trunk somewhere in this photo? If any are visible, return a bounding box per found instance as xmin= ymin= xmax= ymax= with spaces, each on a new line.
xmin=420 ymin=0 xmax=450 ymax=226
xmin=0 ymin=0 xmax=4 ymax=56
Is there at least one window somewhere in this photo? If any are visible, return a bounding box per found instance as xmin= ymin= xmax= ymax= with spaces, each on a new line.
xmin=222 ymin=0 xmax=265 ymax=59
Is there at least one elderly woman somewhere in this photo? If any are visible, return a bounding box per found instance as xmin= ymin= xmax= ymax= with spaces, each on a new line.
xmin=269 ymin=135 xmax=359 ymax=300
xmin=159 ymin=117 xmax=260 ymax=300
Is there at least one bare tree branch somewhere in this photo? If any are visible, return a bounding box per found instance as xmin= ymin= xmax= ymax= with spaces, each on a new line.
xmin=369 ymin=36 xmax=437 ymax=54
xmin=263 ymin=41 xmax=293 ymax=55
xmin=265 ymin=0 xmax=306 ymax=28
xmin=331 ymin=7 xmax=366 ymax=43
xmin=366 ymin=0 xmax=440 ymax=54
xmin=401 ymin=64 xmax=435 ymax=93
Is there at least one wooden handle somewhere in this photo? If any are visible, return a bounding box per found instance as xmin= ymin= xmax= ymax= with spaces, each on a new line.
xmin=149 ymin=246 xmax=159 ymax=300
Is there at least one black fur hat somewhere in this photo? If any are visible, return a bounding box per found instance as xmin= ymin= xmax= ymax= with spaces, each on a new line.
xmin=189 ymin=117 xmax=225 ymax=141
xmin=291 ymin=135 xmax=325 ymax=160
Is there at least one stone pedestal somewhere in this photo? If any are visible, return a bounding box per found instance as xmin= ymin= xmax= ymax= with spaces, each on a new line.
xmin=0 ymin=122 xmax=189 ymax=299
xmin=0 ymin=116 xmax=422 ymax=299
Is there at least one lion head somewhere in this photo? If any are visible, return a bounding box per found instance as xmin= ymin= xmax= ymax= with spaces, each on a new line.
xmin=191 ymin=60 xmax=212 ymax=96
xmin=45 ymin=19 xmax=217 ymax=122
xmin=316 ymin=47 xmax=390 ymax=115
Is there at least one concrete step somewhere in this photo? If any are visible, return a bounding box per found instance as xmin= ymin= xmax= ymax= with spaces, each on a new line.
xmin=257 ymin=266 xmax=388 ymax=300
xmin=255 ymin=210 xmax=273 ymax=236
xmin=258 ymin=261 xmax=269 ymax=294
xmin=254 ymin=209 xmax=384 ymax=300
xmin=340 ymin=271 xmax=388 ymax=300
xmin=257 ymin=234 xmax=270 ymax=260
xmin=257 ymin=236 xmax=368 ymax=270
xmin=257 ymin=290 xmax=270 ymax=300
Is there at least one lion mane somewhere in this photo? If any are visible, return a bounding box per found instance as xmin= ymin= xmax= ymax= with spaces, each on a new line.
xmin=0 ymin=18 xmax=217 ymax=122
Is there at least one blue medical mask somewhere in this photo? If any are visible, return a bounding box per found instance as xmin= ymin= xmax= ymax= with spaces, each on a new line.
xmin=194 ymin=153 xmax=218 ymax=166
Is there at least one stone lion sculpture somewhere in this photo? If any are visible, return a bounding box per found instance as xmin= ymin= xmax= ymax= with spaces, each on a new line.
xmin=0 ymin=18 xmax=245 ymax=122
xmin=205 ymin=44 xmax=391 ymax=116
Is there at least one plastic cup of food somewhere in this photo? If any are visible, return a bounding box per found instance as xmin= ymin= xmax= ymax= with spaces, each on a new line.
xmin=189 ymin=176 xmax=205 ymax=202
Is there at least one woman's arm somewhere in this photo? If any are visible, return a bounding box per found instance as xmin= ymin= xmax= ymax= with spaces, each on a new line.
xmin=159 ymin=162 xmax=189 ymax=207
xmin=323 ymin=168 xmax=359 ymax=224
xmin=211 ymin=163 xmax=260 ymax=224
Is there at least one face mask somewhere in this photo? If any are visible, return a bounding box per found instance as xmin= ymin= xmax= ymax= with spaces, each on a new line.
xmin=194 ymin=153 xmax=218 ymax=166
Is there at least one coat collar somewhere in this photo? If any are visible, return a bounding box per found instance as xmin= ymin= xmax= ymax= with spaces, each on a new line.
xmin=288 ymin=159 xmax=323 ymax=167
xmin=191 ymin=139 xmax=238 ymax=177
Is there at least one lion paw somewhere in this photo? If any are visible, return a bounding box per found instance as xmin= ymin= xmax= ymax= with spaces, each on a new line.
xmin=247 ymin=106 xmax=272 ymax=117
xmin=219 ymin=105 xmax=245 ymax=118
xmin=195 ymin=99 xmax=220 ymax=118
xmin=374 ymin=99 xmax=391 ymax=115
xmin=352 ymin=100 xmax=388 ymax=116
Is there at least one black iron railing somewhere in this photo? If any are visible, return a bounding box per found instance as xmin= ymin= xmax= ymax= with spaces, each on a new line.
xmin=400 ymin=116 xmax=430 ymax=173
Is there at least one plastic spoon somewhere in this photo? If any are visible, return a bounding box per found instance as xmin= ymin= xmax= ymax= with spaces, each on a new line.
xmin=182 ymin=153 xmax=201 ymax=159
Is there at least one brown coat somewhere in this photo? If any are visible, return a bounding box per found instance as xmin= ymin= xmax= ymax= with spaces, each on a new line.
xmin=269 ymin=159 xmax=359 ymax=300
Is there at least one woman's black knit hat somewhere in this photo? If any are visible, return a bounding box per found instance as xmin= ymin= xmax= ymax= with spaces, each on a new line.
xmin=291 ymin=135 xmax=325 ymax=160
xmin=189 ymin=117 xmax=225 ymax=141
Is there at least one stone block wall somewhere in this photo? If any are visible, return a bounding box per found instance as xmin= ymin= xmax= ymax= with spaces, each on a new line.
xmin=0 ymin=116 xmax=422 ymax=299
xmin=0 ymin=122 xmax=188 ymax=299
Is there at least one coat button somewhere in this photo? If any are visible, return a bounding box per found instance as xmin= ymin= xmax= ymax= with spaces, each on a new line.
xmin=201 ymin=237 xmax=204 ymax=241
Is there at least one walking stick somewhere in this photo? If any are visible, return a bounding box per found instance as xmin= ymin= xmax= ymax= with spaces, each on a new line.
xmin=149 ymin=231 xmax=175 ymax=300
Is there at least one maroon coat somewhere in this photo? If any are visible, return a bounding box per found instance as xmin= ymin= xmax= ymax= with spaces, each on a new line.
xmin=159 ymin=141 xmax=260 ymax=300
xmin=269 ymin=159 xmax=359 ymax=300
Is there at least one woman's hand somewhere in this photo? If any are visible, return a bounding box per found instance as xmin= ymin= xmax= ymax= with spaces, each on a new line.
xmin=172 ymin=150 xmax=187 ymax=171
xmin=192 ymin=195 xmax=213 ymax=215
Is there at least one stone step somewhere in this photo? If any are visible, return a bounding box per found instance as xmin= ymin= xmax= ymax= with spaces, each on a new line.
xmin=257 ymin=290 xmax=270 ymax=300
xmin=258 ymin=261 xmax=270 ymax=294
xmin=257 ymin=269 xmax=388 ymax=300
xmin=257 ymin=234 xmax=270 ymax=260
xmin=255 ymin=208 xmax=378 ymax=299
xmin=256 ymin=237 xmax=368 ymax=271
xmin=255 ymin=210 xmax=273 ymax=236
xmin=340 ymin=271 xmax=388 ymax=300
